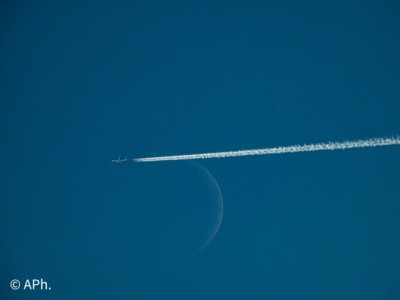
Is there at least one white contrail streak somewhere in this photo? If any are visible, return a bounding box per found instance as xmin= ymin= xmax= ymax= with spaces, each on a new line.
xmin=133 ymin=136 xmax=400 ymax=163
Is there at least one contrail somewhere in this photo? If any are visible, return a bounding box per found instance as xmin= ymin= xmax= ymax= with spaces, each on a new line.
xmin=133 ymin=136 xmax=400 ymax=163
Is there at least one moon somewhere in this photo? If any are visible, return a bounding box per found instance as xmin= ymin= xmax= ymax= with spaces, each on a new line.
xmin=141 ymin=161 xmax=223 ymax=257
xmin=155 ymin=161 xmax=224 ymax=256
xmin=102 ymin=161 xmax=224 ymax=263
xmin=188 ymin=162 xmax=223 ymax=255
xmin=103 ymin=161 xmax=224 ymax=261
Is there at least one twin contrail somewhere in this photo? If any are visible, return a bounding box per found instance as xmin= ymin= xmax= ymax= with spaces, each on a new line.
xmin=133 ymin=136 xmax=400 ymax=163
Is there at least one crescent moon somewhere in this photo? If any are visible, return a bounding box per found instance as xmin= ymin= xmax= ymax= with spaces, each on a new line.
xmin=190 ymin=163 xmax=224 ymax=256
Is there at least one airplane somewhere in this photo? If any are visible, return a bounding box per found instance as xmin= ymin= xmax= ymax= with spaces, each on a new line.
xmin=111 ymin=156 xmax=127 ymax=163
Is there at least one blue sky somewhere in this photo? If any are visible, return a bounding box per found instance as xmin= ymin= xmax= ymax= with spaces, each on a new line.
xmin=1 ymin=1 xmax=400 ymax=299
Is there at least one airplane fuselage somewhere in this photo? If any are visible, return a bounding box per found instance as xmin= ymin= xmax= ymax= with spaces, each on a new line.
xmin=112 ymin=157 xmax=127 ymax=163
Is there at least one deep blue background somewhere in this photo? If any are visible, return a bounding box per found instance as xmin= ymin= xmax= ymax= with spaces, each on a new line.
xmin=1 ymin=1 xmax=400 ymax=299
